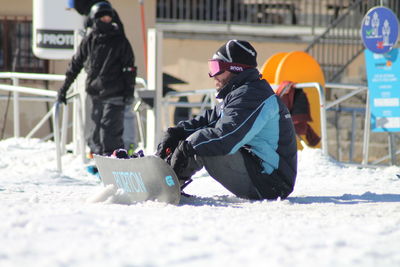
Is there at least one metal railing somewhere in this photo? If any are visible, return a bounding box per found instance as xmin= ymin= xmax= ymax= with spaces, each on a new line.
xmin=162 ymin=88 xmax=217 ymax=128
xmin=131 ymin=78 xmax=149 ymax=149
xmin=325 ymin=82 xmax=398 ymax=166
xmin=2 ymin=72 xmax=397 ymax=169
xmin=305 ymin=0 xmax=400 ymax=83
xmin=161 ymin=82 xmax=329 ymax=154
xmin=53 ymin=93 xmax=85 ymax=172
xmin=0 ymin=72 xmax=77 ymax=172
xmin=325 ymin=83 xmax=369 ymax=162
xmin=0 ymin=72 xmax=149 ymax=172
xmin=157 ymin=0 xmax=374 ymax=28
xmin=160 ymin=82 xmax=399 ymax=167
xmin=157 ymin=0 xmax=399 ymax=85
xmin=0 ymin=72 xmax=65 ymax=137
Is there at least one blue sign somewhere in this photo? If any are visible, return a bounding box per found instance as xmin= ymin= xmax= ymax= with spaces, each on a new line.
xmin=361 ymin=7 xmax=399 ymax=54
xmin=365 ymin=48 xmax=400 ymax=132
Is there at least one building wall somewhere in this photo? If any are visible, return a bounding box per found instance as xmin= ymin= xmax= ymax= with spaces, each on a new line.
xmin=163 ymin=38 xmax=309 ymax=92
xmin=0 ymin=0 xmax=32 ymax=15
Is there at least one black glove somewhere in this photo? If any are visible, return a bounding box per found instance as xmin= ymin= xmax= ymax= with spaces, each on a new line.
xmin=123 ymin=95 xmax=134 ymax=105
xmin=155 ymin=127 xmax=186 ymax=159
xmin=170 ymin=140 xmax=196 ymax=181
xmin=57 ymin=87 xmax=67 ymax=105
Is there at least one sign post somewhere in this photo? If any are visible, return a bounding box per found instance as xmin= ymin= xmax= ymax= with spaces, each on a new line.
xmin=362 ymin=6 xmax=399 ymax=165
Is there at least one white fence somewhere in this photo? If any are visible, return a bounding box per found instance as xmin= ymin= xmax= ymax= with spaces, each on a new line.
xmin=0 ymin=72 xmax=147 ymax=172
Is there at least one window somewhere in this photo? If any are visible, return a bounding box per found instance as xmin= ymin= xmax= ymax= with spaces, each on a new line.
xmin=0 ymin=16 xmax=48 ymax=73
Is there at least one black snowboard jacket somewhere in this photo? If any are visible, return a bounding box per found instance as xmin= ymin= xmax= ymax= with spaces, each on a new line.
xmin=62 ymin=20 xmax=136 ymax=100
xmin=176 ymin=69 xmax=298 ymax=198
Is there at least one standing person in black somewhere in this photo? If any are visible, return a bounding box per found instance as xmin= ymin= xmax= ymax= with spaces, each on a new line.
xmin=57 ymin=1 xmax=136 ymax=156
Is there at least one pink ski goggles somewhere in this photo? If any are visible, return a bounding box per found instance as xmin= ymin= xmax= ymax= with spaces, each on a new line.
xmin=208 ymin=60 xmax=252 ymax=77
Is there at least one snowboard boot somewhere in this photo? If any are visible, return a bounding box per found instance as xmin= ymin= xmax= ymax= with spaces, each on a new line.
xmin=111 ymin=148 xmax=130 ymax=159
xmin=86 ymin=165 xmax=98 ymax=174
xmin=131 ymin=149 xmax=145 ymax=158
xmin=86 ymin=165 xmax=101 ymax=180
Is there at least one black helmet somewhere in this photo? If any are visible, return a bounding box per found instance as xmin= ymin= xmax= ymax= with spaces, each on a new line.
xmin=89 ymin=1 xmax=113 ymax=20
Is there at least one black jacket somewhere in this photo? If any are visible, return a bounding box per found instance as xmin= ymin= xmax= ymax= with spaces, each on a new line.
xmin=62 ymin=20 xmax=135 ymax=100
xmin=177 ymin=69 xmax=298 ymax=198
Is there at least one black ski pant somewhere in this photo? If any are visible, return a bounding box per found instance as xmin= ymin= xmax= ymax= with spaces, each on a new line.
xmin=86 ymin=95 xmax=125 ymax=155
xmin=181 ymin=136 xmax=287 ymax=200
xmin=185 ymin=150 xmax=288 ymax=200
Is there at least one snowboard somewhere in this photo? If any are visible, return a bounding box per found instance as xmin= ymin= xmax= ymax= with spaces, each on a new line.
xmin=93 ymin=155 xmax=181 ymax=205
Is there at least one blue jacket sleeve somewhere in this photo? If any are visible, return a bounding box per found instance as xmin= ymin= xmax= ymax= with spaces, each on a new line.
xmin=187 ymin=89 xmax=270 ymax=156
xmin=176 ymin=106 xmax=220 ymax=137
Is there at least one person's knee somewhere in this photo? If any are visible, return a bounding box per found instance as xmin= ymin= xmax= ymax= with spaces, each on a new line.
xmin=177 ymin=154 xmax=203 ymax=181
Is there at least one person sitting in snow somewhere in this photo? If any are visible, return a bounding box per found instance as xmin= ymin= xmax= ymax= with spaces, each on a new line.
xmin=156 ymin=40 xmax=298 ymax=200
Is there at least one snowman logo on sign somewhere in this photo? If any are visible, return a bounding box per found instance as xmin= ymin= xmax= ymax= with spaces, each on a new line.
xmin=371 ymin=11 xmax=380 ymax=37
xmin=382 ymin=19 xmax=391 ymax=46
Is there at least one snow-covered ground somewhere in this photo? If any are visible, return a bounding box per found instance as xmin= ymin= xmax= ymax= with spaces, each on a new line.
xmin=0 ymin=138 xmax=399 ymax=267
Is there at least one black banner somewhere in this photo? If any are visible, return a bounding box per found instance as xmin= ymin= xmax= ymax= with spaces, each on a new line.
xmin=36 ymin=29 xmax=74 ymax=49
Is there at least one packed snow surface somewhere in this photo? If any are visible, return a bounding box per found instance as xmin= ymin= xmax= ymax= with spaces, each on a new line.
xmin=0 ymin=138 xmax=399 ymax=267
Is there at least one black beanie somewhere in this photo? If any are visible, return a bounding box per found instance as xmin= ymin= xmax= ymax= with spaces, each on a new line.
xmin=212 ymin=40 xmax=257 ymax=67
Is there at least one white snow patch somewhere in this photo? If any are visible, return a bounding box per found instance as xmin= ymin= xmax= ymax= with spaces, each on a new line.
xmin=0 ymin=138 xmax=399 ymax=267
